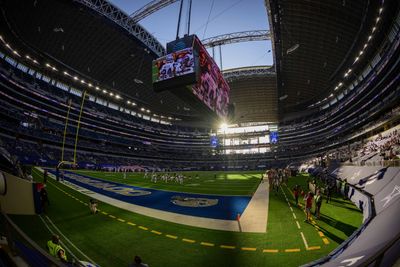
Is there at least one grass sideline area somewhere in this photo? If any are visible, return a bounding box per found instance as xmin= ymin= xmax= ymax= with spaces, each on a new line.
xmin=9 ymin=169 xmax=363 ymax=267
xmin=72 ymin=170 xmax=263 ymax=196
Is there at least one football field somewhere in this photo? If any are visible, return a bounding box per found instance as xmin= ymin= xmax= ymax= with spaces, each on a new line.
xmin=72 ymin=170 xmax=263 ymax=195
xmin=10 ymin=168 xmax=363 ymax=267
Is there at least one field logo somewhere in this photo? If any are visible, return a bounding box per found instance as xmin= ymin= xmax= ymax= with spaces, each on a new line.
xmin=64 ymin=173 xmax=151 ymax=197
xmin=171 ymin=196 xmax=218 ymax=207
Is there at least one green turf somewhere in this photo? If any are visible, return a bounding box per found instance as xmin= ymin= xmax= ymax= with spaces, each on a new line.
xmin=9 ymin=169 xmax=363 ymax=267
xmin=72 ymin=170 xmax=262 ymax=196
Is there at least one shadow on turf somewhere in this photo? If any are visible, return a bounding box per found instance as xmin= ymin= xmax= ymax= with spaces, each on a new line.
xmin=315 ymin=213 xmax=359 ymax=244
xmin=326 ymin=199 xmax=361 ymax=212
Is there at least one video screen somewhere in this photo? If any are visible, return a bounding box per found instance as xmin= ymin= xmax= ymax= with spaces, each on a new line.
xmin=192 ymin=37 xmax=230 ymax=117
xmin=210 ymin=136 xmax=219 ymax=148
xmin=270 ymin=131 xmax=279 ymax=144
xmin=152 ymin=48 xmax=196 ymax=83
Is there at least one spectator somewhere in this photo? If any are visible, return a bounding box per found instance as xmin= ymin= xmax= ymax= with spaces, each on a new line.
xmin=89 ymin=198 xmax=98 ymax=214
xmin=293 ymin=185 xmax=300 ymax=206
xmin=40 ymin=186 xmax=50 ymax=213
xmin=47 ymin=235 xmax=68 ymax=263
xmin=325 ymin=182 xmax=333 ymax=203
xmin=314 ymin=190 xmax=323 ymax=219
xmin=304 ymin=191 xmax=313 ymax=223
xmin=128 ymin=255 xmax=149 ymax=267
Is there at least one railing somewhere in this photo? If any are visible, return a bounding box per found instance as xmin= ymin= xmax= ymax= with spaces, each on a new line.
xmin=343 ymin=159 xmax=400 ymax=167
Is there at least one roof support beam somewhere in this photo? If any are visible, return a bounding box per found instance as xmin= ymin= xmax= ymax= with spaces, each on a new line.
xmin=202 ymin=30 xmax=271 ymax=48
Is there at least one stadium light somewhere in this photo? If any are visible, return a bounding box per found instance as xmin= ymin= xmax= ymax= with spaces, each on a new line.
xmin=220 ymin=123 xmax=228 ymax=131
xmin=279 ymin=94 xmax=288 ymax=101
xmin=134 ymin=78 xmax=143 ymax=84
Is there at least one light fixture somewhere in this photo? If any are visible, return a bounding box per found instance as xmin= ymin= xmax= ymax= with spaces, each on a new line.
xmin=115 ymin=94 xmax=121 ymax=99
xmin=109 ymin=92 xmax=114 ymax=96
xmin=131 ymin=102 xmax=136 ymax=106
xmin=368 ymin=35 xmax=372 ymax=41
xmin=46 ymin=63 xmax=50 ymax=67
xmin=88 ymin=83 xmax=92 ymax=87
xmin=95 ymin=86 xmax=100 ymax=90
xmin=81 ymin=79 xmax=85 ymax=84
xmin=102 ymin=89 xmax=107 ymax=93
xmin=127 ymin=100 xmax=131 ymax=104
xmin=134 ymin=78 xmax=143 ymax=84
xmin=372 ymin=27 xmax=376 ymax=33
xmin=63 ymin=71 xmax=69 ymax=75
xmin=354 ymin=57 xmax=359 ymax=63
xmin=376 ymin=17 xmax=380 ymax=22
xmin=74 ymin=76 xmax=78 ymax=80
xmin=220 ymin=123 xmax=228 ymax=131
xmin=379 ymin=8 xmax=383 ymax=14
xmin=286 ymin=44 xmax=300 ymax=54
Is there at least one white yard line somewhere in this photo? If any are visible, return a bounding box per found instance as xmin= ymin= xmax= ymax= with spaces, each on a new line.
xmin=300 ymin=232 xmax=309 ymax=250
xmin=42 ymin=215 xmax=98 ymax=265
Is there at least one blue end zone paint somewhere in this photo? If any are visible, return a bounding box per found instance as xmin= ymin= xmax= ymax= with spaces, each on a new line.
xmin=49 ymin=170 xmax=251 ymax=220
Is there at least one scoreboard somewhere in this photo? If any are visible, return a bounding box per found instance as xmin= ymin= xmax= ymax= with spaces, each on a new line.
xmin=152 ymin=35 xmax=230 ymax=119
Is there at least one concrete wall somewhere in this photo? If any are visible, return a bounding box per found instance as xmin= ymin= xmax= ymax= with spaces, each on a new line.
xmin=0 ymin=172 xmax=36 ymax=214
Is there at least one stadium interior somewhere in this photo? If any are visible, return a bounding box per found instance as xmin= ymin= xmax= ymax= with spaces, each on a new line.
xmin=0 ymin=0 xmax=399 ymax=266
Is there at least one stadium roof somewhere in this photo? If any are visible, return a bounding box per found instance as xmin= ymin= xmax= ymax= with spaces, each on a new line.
xmin=0 ymin=0 xmax=277 ymax=124
xmin=0 ymin=0 xmax=202 ymax=120
xmin=266 ymin=0 xmax=388 ymax=117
